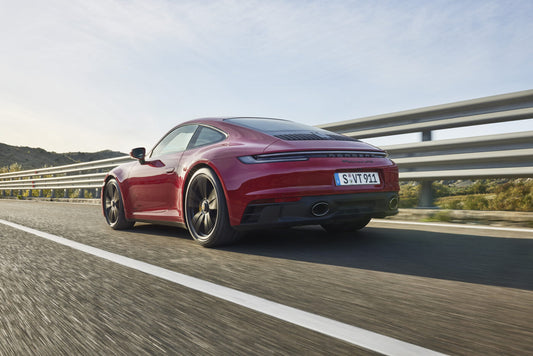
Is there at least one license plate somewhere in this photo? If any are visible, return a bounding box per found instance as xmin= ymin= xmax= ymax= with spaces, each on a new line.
xmin=334 ymin=172 xmax=380 ymax=186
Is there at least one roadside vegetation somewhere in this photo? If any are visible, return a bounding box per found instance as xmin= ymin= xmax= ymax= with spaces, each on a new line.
xmin=400 ymin=179 xmax=533 ymax=212
xmin=0 ymin=163 xmax=22 ymax=173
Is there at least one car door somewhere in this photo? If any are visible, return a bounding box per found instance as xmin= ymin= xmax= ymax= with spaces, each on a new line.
xmin=127 ymin=125 xmax=198 ymax=217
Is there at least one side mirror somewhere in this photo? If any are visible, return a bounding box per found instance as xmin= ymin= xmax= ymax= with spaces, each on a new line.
xmin=130 ymin=147 xmax=146 ymax=164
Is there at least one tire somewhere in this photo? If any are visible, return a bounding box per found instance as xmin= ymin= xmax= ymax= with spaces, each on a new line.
xmin=321 ymin=216 xmax=371 ymax=234
xmin=184 ymin=168 xmax=240 ymax=247
xmin=103 ymin=179 xmax=134 ymax=230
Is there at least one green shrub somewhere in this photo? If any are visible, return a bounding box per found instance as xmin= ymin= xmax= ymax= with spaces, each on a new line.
xmin=422 ymin=179 xmax=532 ymax=212
xmin=463 ymin=195 xmax=490 ymax=210
xmin=489 ymin=180 xmax=533 ymax=211
xmin=423 ymin=211 xmax=453 ymax=222
xmin=436 ymin=197 xmax=463 ymax=210
xmin=432 ymin=182 xmax=452 ymax=197
xmin=399 ymin=182 xmax=419 ymax=208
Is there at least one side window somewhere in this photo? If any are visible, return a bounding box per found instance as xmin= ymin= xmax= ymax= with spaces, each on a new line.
xmin=151 ymin=125 xmax=198 ymax=157
xmin=190 ymin=126 xmax=226 ymax=149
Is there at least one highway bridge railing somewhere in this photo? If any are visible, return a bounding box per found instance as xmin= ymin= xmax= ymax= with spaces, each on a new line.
xmin=1 ymin=89 xmax=532 ymax=205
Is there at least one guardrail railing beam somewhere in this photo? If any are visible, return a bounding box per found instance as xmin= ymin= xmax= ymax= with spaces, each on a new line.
xmin=321 ymin=89 xmax=533 ymax=207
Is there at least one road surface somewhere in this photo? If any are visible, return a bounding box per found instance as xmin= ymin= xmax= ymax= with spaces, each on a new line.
xmin=0 ymin=200 xmax=532 ymax=355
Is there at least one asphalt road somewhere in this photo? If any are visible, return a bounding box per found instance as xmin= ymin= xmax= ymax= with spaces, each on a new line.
xmin=0 ymin=200 xmax=532 ymax=355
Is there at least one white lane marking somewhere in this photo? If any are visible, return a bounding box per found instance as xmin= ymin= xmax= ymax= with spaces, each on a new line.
xmin=0 ymin=219 xmax=446 ymax=356
xmin=373 ymin=219 xmax=533 ymax=235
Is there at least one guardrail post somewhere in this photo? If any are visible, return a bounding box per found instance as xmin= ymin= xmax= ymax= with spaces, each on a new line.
xmin=419 ymin=181 xmax=434 ymax=208
xmin=421 ymin=130 xmax=432 ymax=141
xmin=418 ymin=129 xmax=434 ymax=207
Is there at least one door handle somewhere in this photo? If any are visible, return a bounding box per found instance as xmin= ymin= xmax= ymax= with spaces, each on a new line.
xmin=166 ymin=168 xmax=175 ymax=174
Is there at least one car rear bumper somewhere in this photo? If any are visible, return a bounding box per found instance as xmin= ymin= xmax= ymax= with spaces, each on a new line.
xmin=235 ymin=191 xmax=399 ymax=230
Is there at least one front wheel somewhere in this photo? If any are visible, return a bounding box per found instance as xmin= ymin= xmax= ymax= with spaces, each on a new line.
xmin=184 ymin=168 xmax=239 ymax=247
xmin=103 ymin=179 xmax=134 ymax=230
xmin=321 ymin=217 xmax=371 ymax=234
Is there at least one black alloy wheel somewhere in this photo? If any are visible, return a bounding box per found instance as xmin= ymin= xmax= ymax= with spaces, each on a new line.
xmin=185 ymin=168 xmax=239 ymax=247
xmin=103 ymin=179 xmax=134 ymax=230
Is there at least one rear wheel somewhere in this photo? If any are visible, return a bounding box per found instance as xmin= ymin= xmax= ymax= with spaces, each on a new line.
xmin=103 ymin=179 xmax=134 ymax=230
xmin=185 ymin=168 xmax=239 ymax=247
xmin=321 ymin=217 xmax=371 ymax=234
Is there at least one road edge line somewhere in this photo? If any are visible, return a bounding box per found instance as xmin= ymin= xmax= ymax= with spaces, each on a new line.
xmin=0 ymin=218 xmax=447 ymax=356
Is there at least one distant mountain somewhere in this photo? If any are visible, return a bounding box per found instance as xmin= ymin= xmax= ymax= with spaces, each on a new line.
xmin=0 ymin=143 xmax=127 ymax=170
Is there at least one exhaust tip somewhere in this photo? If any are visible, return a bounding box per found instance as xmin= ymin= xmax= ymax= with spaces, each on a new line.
xmin=311 ymin=202 xmax=330 ymax=217
xmin=389 ymin=196 xmax=399 ymax=210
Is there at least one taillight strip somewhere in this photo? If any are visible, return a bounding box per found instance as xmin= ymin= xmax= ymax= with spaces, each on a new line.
xmin=238 ymin=150 xmax=387 ymax=164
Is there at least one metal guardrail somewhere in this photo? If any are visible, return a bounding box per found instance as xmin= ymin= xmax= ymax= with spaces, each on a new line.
xmin=384 ymin=131 xmax=533 ymax=180
xmin=319 ymin=89 xmax=533 ymax=179
xmin=0 ymin=156 xmax=132 ymax=199
xmin=319 ymin=89 xmax=533 ymax=137
xmin=1 ymin=89 xmax=532 ymax=204
xmin=319 ymin=89 xmax=533 ymax=205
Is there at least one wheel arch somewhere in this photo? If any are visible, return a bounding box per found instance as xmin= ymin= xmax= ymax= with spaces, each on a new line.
xmin=182 ymin=162 xmax=233 ymax=223
xmin=102 ymin=173 xmax=132 ymax=220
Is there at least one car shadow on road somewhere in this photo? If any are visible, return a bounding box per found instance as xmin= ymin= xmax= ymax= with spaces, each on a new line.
xmin=222 ymin=226 xmax=533 ymax=291
xmin=128 ymin=223 xmax=193 ymax=240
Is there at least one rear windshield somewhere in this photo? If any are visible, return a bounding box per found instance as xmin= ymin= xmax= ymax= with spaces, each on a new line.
xmin=225 ymin=117 xmax=357 ymax=142
xmin=225 ymin=118 xmax=323 ymax=134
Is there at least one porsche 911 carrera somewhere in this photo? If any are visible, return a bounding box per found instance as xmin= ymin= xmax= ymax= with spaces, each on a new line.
xmin=102 ymin=117 xmax=399 ymax=247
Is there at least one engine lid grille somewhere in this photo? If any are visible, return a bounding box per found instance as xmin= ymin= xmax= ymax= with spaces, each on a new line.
xmin=274 ymin=133 xmax=357 ymax=142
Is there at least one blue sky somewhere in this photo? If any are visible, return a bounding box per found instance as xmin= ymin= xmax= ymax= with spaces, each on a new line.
xmin=1 ymin=0 xmax=532 ymax=153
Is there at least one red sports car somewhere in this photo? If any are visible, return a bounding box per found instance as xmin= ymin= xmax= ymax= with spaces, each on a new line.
xmin=102 ymin=117 xmax=399 ymax=247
